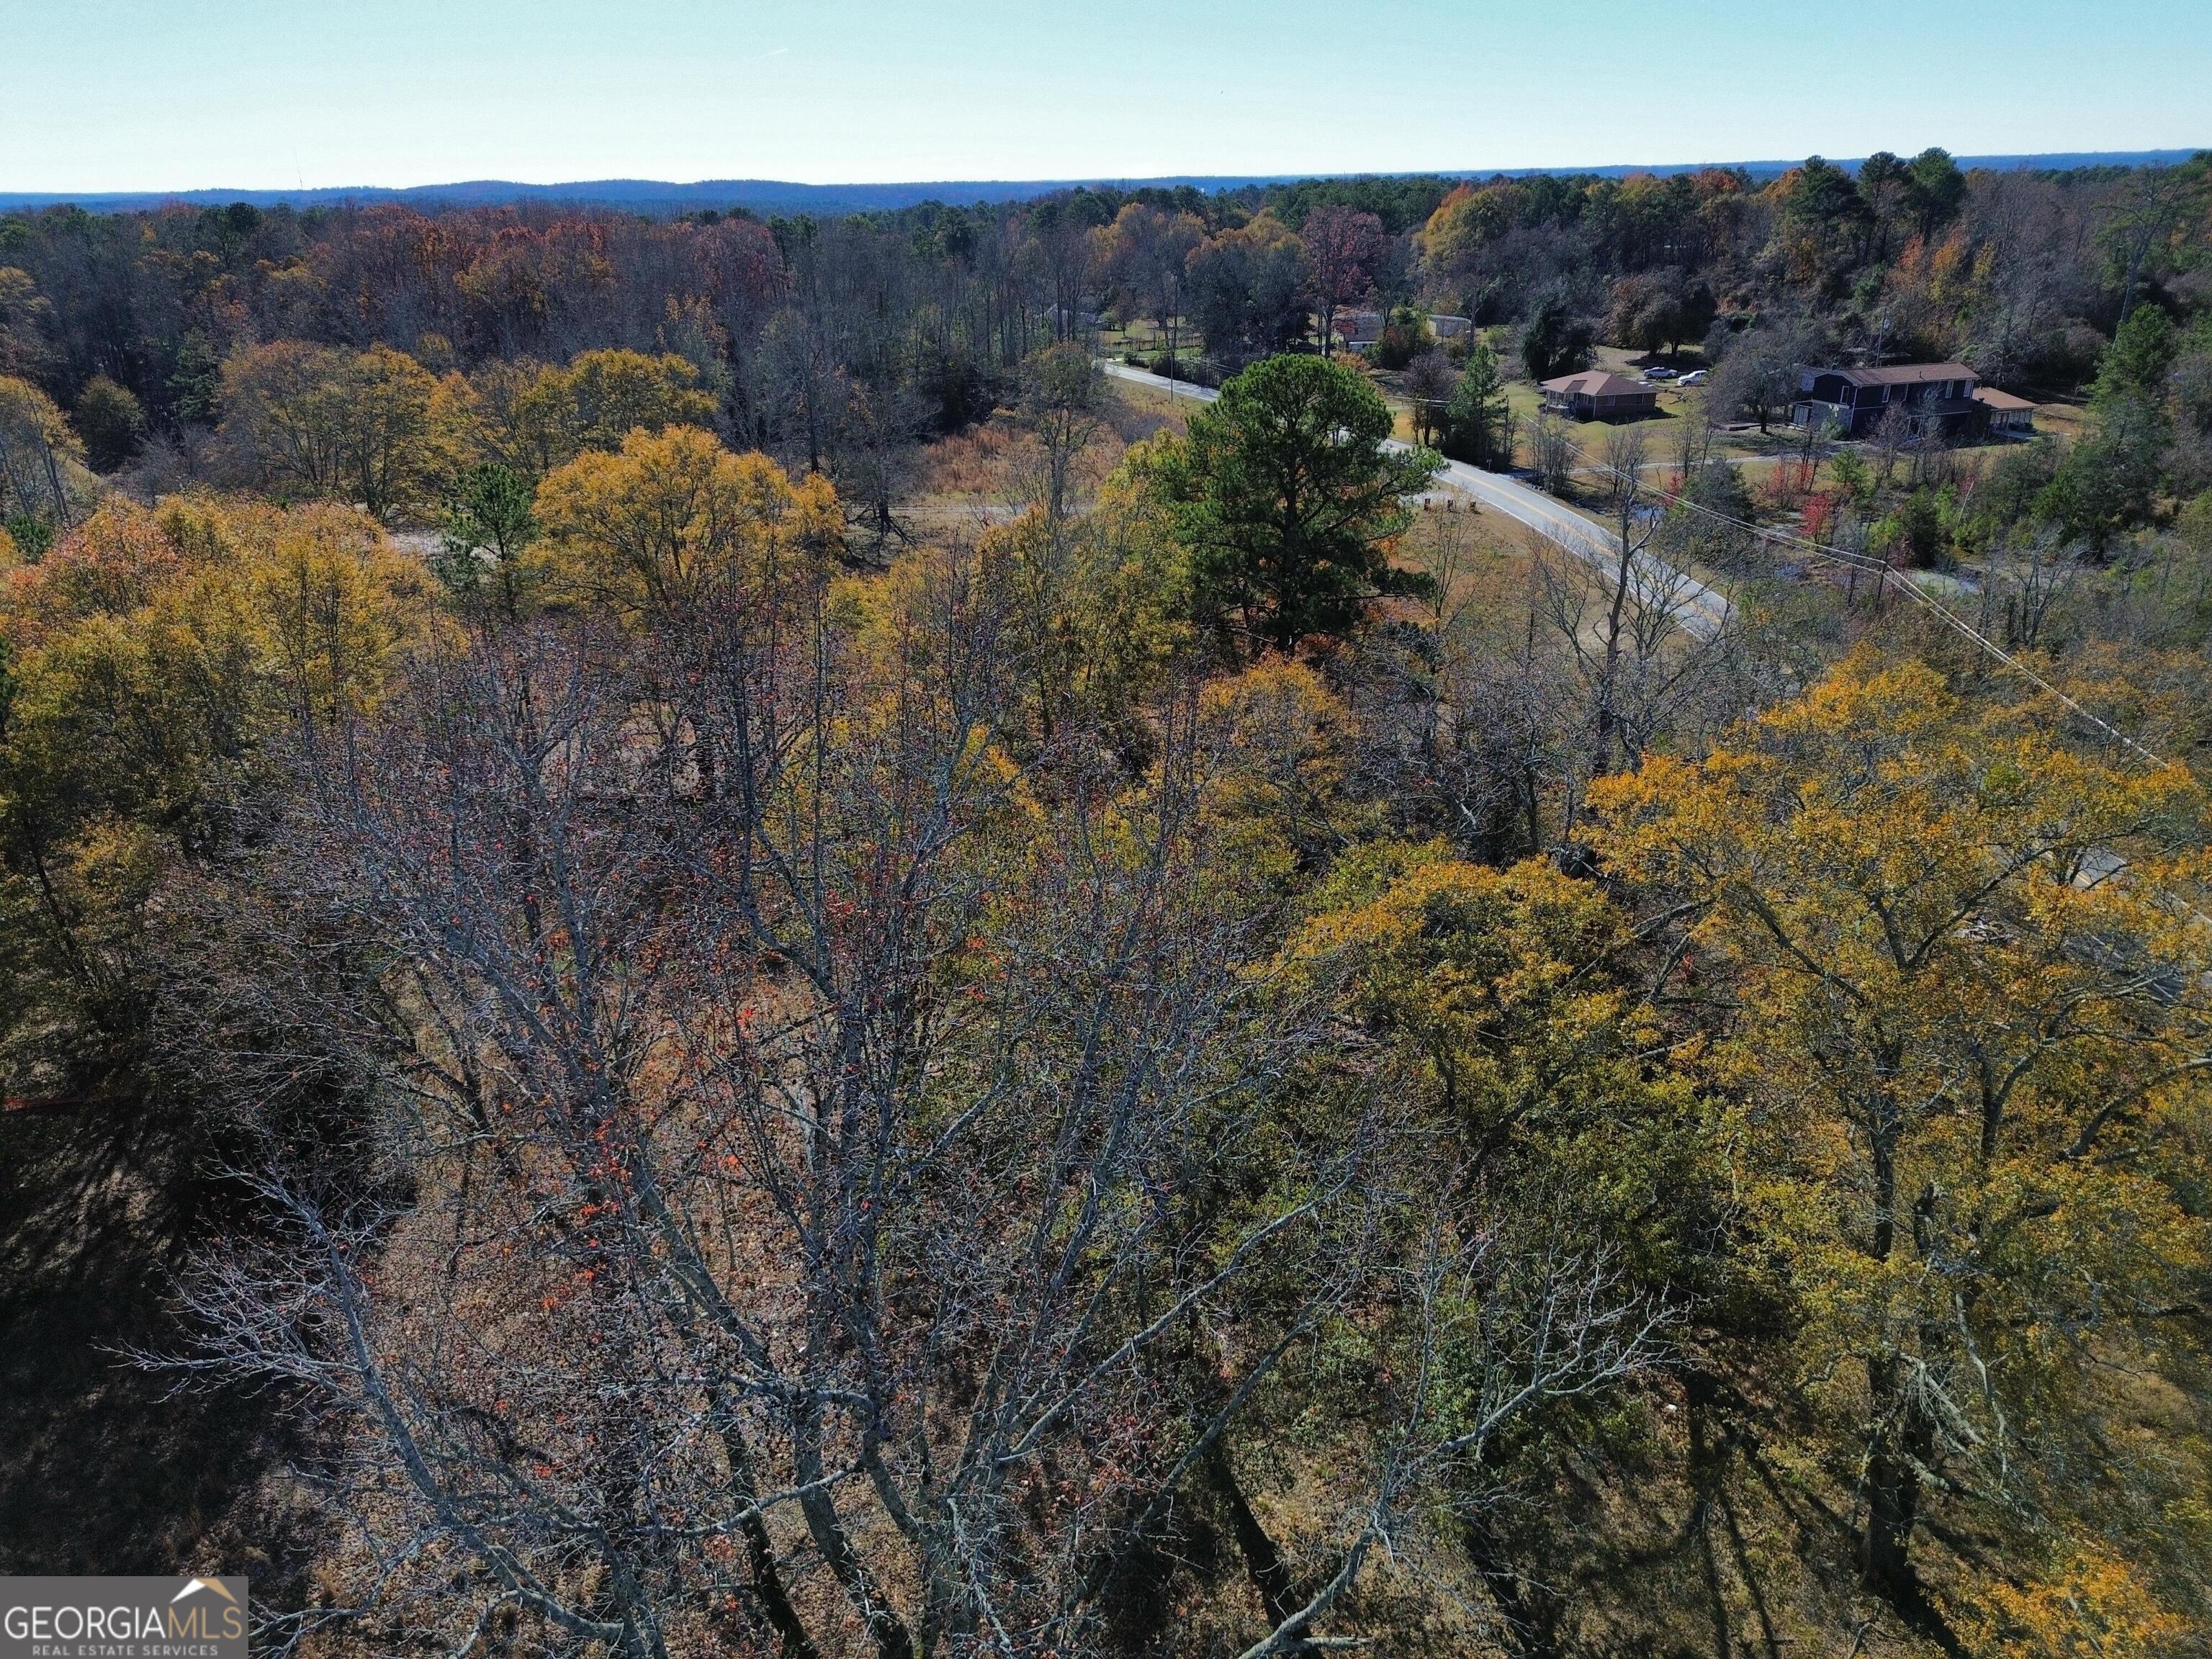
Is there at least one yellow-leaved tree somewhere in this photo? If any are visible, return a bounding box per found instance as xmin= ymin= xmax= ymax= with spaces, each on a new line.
xmin=0 ymin=497 xmax=436 ymax=1074
xmin=218 ymin=342 xmax=472 ymax=521
xmin=1592 ymin=651 xmax=2212 ymax=1649
xmin=1184 ymin=840 xmax=1719 ymax=1650
xmin=1288 ymin=842 xmax=1712 ymax=1253
xmin=534 ymin=425 xmax=840 ymax=618
xmin=0 ymin=373 xmax=99 ymax=538
xmin=469 ymin=348 xmax=719 ymax=478
xmin=970 ymin=497 xmax=1186 ymax=765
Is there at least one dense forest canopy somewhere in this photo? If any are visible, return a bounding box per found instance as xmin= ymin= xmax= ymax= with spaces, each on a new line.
xmin=3 ymin=150 xmax=2212 ymax=1659
xmin=1 ymin=151 xmax=2204 ymax=433
xmin=1 ymin=153 xmax=2206 ymax=573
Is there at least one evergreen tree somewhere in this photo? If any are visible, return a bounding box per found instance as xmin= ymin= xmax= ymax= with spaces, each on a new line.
xmin=1151 ymin=354 xmax=1440 ymax=653
xmin=1442 ymin=343 xmax=1509 ymax=468
xmin=2092 ymin=304 xmax=2177 ymax=408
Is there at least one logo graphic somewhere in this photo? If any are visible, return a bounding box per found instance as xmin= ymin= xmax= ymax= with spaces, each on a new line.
xmin=1 ymin=1575 xmax=248 ymax=1658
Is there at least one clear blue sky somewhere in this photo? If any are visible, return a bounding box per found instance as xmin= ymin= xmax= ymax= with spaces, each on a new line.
xmin=8 ymin=0 xmax=2208 ymax=191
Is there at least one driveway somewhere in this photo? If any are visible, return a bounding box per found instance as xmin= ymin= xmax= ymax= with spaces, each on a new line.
xmin=1100 ymin=360 xmax=1730 ymax=640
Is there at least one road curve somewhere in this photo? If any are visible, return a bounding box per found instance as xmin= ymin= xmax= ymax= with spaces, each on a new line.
xmin=1100 ymin=359 xmax=1730 ymax=640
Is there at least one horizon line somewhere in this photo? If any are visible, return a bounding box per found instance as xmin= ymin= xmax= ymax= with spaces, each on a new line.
xmin=4 ymin=148 xmax=2204 ymax=211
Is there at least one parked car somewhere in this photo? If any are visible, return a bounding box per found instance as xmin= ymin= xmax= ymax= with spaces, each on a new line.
xmin=1678 ymin=369 xmax=1709 ymax=386
xmin=1641 ymin=366 xmax=1678 ymax=381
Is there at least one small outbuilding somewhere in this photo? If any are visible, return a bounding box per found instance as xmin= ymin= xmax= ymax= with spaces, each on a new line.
xmin=1540 ymin=369 xmax=1660 ymax=421
xmin=1972 ymin=385 xmax=2036 ymax=436
xmin=1339 ymin=310 xmax=1385 ymax=351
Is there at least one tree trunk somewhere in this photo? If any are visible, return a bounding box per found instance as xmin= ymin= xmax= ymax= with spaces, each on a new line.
xmin=1858 ymin=1357 xmax=1962 ymax=1653
xmin=1859 ymin=1357 xmax=1922 ymax=1598
xmin=792 ymin=1394 xmax=914 ymax=1659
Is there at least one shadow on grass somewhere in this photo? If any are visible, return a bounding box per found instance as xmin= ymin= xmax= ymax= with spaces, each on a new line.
xmin=0 ymin=1099 xmax=320 ymax=1585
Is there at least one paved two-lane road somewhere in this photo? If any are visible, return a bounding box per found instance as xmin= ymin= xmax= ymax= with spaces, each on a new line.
xmin=1100 ymin=360 xmax=1730 ymax=639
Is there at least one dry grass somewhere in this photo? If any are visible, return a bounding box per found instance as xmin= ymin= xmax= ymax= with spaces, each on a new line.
xmin=912 ymin=417 xmax=1030 ymax=500
xmin=902 ymin=383 xmax=1187 ymax=533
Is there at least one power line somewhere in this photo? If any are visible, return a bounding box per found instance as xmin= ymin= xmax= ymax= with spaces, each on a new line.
xmin=1569 ymin=439 xmax=2172 ymax=769
xmin=1115 ymin=354 xmax=2172 ymax=770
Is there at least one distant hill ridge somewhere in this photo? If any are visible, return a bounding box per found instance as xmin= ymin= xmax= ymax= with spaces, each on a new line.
xmin=3 ymin=151 xmax=2202 ymax=216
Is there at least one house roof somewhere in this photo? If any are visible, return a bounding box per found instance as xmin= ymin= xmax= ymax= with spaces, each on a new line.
xmin=1541 ymin=371 xmax=1653 ymax=399
xmin=1821 ymin=362 xmax=1977 ymax=388
xmin=1972 ymin=385 xmax=2036 ymax=411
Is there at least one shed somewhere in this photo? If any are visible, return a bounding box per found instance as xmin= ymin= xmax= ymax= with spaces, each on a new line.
xmin=1972 ymin=385 xmax=2036 ymax=435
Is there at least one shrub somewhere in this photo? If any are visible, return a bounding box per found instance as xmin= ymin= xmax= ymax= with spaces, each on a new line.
xmin=1372 ymin=306 xmax=1434 ymax=371
xmin=1147 ymin=353 xmax=1220 ymax=388
xmin=73 ymin=375 xmax=147 ymax=470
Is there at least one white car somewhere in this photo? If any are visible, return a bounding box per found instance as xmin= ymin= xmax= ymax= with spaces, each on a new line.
xmin=1678 ymin=369 xmax=1710 ymax=386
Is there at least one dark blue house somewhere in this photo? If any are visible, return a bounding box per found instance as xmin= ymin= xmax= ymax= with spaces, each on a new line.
xmin=1791 ymin=363 xmax=1985 ymax=439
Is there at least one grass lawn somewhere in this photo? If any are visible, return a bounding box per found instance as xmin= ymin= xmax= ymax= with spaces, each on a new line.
xmin=1100 ymin=377 xmax=1202 ymax=425
xmin=1098 ymin=318 xmax=1211 ymax=362
xmin=2028 ymin=398 xmax=2089 ymax=442
xmin=1391 ymin=492 xmax=1542 ymax=629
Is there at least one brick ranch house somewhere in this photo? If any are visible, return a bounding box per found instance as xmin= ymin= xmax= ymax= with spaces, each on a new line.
xmin=1539 ymin=370 xmax=1660 ymax=421
xmin=1789 ymin=362 xmax=2031 ymax=440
